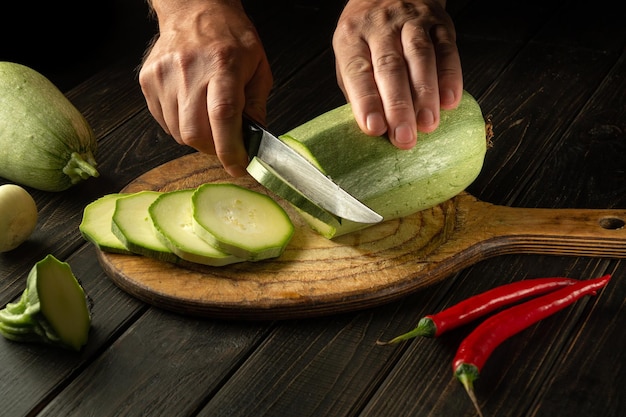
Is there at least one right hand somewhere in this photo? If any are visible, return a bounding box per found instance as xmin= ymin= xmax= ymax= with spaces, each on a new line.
xmin=139 ymin=0 xmax=273 ymax=177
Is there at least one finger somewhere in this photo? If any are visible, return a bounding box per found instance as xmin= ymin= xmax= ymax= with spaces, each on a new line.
xmin=139 ymin=65 xmax=173 ymax=137
xmin=242 ymin=58 xmax=273 ymax=127
xmin=431 ymin=23 xmax=463 ymax=110
xmin=369 ymin=31 xmax=418 ymax=148
xmin=401 ymin=22 xmax=440 ymax=134
xmin=177 ymin=83 xmax=216 ymax=155
xmin=207 ymin=73 xmax=248 ymax=177
xmin=333 ymin=32 xmax=387 ymax=137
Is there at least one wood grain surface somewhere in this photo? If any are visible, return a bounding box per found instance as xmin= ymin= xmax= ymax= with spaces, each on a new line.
xmin=97 ymin=152 xmax=626 ymax=319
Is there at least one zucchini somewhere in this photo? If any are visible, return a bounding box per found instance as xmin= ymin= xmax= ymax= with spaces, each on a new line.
xmin=0 ymin=254 xmax=91 ymax=351
xmin=192 ymin=183 xmax=294 ymax=261
xmin=250 ymin=90 xmax=487 ymax=238
xmin=111 ymin=191 xmax=180 ymax=263
xmin=148 ymin=189 xmax=245 ymax=266
xmin=79 ymin=194 xmax=132 ymax=254
xmin=0 ymin=62 xmax=99 ymax=191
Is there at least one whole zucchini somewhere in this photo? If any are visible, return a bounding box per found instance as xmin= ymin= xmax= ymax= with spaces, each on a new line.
xmin=0 ymin=62 xmax=98 ymax=191
xmin=249 ymin=90 xmax=488 ymax=238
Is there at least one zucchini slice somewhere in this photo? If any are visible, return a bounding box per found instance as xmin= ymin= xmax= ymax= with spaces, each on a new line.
xmin=192 ymin=183 xmax=294 ymax=261
xmin=149 ymin=189 xmax=245 ymax=266
xmin=79 ymin=194 xmax=132 ymax=254
xmin=111 ymin=191 xmax=179 ymax=263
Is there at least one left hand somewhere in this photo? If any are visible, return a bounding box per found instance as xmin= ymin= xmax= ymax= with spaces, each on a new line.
xmin=333 ymin=0 xmax=462 ymax=149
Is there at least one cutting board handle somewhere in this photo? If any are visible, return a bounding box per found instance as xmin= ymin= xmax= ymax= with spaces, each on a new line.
xmin=457 ymin=194 xmax=626 ymax=258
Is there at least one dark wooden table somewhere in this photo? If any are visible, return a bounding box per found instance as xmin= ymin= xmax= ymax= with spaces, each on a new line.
xmin=1 ymin=1 xmax=625 ymax=416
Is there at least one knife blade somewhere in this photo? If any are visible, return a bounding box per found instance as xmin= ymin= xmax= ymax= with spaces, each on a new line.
xmin=242 ymin=117 xmax=382 ymax=224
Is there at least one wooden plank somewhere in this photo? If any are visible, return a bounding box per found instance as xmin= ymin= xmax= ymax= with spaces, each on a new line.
xmin=516 ymin=49 xmax=626 ymax=417
xmin=37 ymin=308 xmax=272 ymax=417
xmin=195 ymin=287 xmax=452 ymax=417
xmin=517 ymin=50 xmax=626 ymax=209
xmin=468 ymin=42 xmax=620 ymax=206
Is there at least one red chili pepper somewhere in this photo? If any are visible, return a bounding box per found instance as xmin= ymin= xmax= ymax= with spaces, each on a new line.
xmin=453 ymin=274 xmax=611 ymax=417
xmin=376 ymin=277 xmax=578 ymax=345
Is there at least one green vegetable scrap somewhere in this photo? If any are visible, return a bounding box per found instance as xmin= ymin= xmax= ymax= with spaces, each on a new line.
xmin=0 ymin=254 xmax=91 ymax=351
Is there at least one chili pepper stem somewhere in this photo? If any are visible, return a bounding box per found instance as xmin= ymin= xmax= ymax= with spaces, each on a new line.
xmin=456 ymin=363 xmax=483 ymax=417
xmin=376 ymin=317 xmax=437 ymax=345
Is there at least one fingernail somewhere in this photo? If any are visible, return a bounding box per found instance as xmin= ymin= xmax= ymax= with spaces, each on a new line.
xmin=417 ymin=109 xmax=435 ymax=130
xmin=394 ymin=124 xmax=416 ymax=145
xmin=440 ymin=89 xmax=456 ymax=107
xmin=366 ymin=112 xmax=387 ymax=135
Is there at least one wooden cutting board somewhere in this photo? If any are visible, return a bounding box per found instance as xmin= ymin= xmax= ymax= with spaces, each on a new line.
xmin=97 ymin=152 xmax=626 ymax=320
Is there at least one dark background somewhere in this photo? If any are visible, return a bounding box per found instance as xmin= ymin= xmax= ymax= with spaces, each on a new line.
xmin=2 ymin=1 xmax=156 ymax=92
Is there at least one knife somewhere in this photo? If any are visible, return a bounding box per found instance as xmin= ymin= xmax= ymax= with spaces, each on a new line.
xmin=242 ymin=117 xmax=383 ymax=224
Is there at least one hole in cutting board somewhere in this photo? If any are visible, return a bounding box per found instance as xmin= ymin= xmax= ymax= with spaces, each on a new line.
xmin=599 ymin=217 xmax=625 ymax=230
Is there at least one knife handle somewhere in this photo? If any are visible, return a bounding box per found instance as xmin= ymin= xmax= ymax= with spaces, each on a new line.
xmin=242 ymin=116 xmax=263 ymax=159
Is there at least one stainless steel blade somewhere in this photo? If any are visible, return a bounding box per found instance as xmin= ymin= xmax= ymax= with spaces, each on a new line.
xmin=243 ymin=119 xmax=382 ymax=224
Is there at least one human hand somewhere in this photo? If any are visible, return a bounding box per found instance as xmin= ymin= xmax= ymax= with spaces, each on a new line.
xmin=139 ymin=0 xmax=273 ymax=177
xmin=332 ymin=0 xmax=462 ymax=149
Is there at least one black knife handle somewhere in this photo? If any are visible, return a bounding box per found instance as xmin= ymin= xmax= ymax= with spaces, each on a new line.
xmin=242 ymin=116 xmax=263 ymax=159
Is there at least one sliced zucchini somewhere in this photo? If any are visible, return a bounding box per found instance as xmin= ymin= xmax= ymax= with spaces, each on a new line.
xmin=79 ymin=194 xmax=132 ymax=254
xmin=111 ymin=191 xmax=179 ymax=263
xmin=192 ymin=183 xmax=294 ymax=261
xmin=149 ymin=189 xmax=245 ymax=266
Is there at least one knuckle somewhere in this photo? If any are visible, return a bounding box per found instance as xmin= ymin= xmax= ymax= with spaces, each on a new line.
xmin=343 ymin=56 xmax=373 ymax=77
xmin=412 ymin=82 xmax=437 ymax=99
xmin=208 ymin=100 xmax=239 ymax=121
xmin=374 ymin=52 xmax=405 ymax=74
xmin=177 ymin=129 xmax=203 ymax=147
xmin=207 ymin=42 xmax=240 ymax=69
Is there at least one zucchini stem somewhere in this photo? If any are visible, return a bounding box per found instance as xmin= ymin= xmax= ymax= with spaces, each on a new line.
xmin=63 ymin=152 xmax=99 ymax=184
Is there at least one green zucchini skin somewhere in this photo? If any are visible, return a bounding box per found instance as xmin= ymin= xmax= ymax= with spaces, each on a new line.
xmin=0 ymin=62 xmax=99 ymax=191
xmin=279 ymin=90 xmax=488 ymax=237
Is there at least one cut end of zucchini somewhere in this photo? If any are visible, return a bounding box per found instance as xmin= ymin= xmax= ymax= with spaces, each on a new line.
xmin=192 ymin=183 xmax=294 ymax=261
xmin=246 ymin=157 xmax=341 ymax=227
xmin=0 ymin=254 xmax=91 ymax=351
xmin=34 ymin=255 xmax=91 ymax=351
